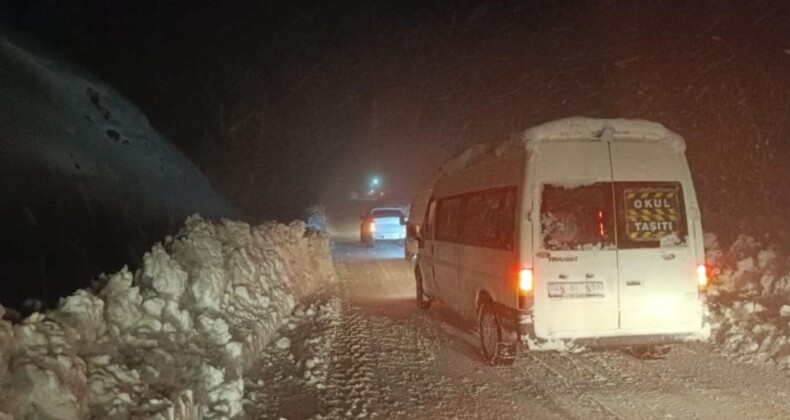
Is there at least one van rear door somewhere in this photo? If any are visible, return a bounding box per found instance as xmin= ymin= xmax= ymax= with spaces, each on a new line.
xmin=610 ymin=143 xmax=701 ymax=333
xmin=532 ymin=142 xmax=620 ymax=338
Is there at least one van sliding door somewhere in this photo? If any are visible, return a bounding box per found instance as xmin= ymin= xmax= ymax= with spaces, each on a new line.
xmin=433 ymin=196 xmax=462 ymax=304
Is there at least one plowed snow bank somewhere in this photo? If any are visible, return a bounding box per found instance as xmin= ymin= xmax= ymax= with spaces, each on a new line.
xmin=707 ymin=233 xmax=790 ymax=368
xmin=0 ymin=216 xmax=336 ymax=419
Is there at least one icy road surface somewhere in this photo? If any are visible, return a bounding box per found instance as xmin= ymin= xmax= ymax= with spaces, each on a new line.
xmin=244 ymin=237 xmax=790 ymax=419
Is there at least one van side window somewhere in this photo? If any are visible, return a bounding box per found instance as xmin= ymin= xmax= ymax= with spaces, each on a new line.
xmin=460 ymin=191 xmax=499 ymax=247
xmin=496 ymin=187 xmax=517 ymax=250
xmin=423 ymin=200 xmax=437 ymax=240
xmin=436 ymin=197 xmax=462 ymax=241
xmin=458 ymin=186 xmax=517 ymax=251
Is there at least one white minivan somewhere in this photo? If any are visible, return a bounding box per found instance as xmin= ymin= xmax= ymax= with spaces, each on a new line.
xmin=415 ymin=117 xmax=709 ymax=365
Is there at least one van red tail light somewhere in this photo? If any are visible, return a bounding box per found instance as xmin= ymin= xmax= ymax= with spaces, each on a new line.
xmin=597 ymin=209 xmax=606 ymax=237
xmin=369 ymin=222 xmax=376 ymax=233
xmin=696 ymin=264 xmax=708 ymax=288
xmin=519 ymin=269 xmax=534 ymax=294
xmin=518 ymin=268 xmax=534 ymax=310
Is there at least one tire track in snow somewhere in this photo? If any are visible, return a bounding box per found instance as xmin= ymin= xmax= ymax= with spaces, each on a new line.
xmin=538 ymin=344 xmax=790 ymax=420
xmin=242 ymin=292 xmax=340 ymax=419
xmin=322 ymin=265 xmax=381 ymax=419
xmin=650 ymin=344 xmax=790 ymax=419
xmin=521 ymin=352 xmax=627 ymax=420
xmin=325 ymin=248 xmax=790 ymax=419
xmin=559 ymin=350 xmax=713 ymax=419
xmin=332 ymin=260 xmax=573 ymax=419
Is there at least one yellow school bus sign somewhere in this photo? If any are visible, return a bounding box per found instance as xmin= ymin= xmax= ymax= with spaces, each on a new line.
xmin=624 ymin=188 xmax=681 ymax=241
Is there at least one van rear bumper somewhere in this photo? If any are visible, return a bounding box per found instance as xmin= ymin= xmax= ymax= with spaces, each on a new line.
xmin=563 ymin=333 xmax=698 ymax=349
xmin=493 ymin=303 xmax=704 ymax=349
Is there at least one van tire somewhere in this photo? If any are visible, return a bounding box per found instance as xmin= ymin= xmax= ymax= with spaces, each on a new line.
xmin=478 ymin=300 xmax=515 ymax=366
xmin=630 ymin=345 xmax=672 ymax=359
xmin=415 ymin=270 xmax=431 ymax=309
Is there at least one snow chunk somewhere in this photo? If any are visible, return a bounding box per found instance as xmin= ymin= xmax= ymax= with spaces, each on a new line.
xmin=196 ymin=314 xmax=232 ymax=346
xmin=703 ymin=232 xmax=720 ymax=250
xmin=758 ymin=249 xmax=778 ymax=271
xmin=736 ymin=257 xmax=756 ymax=272
xmin=100 ymin=268 xmax=143 ymax=334
xmin=141 ymin=245 xmax=188 ymax=300
xmin=12 ymin=364 xmax=82 ymax=419
xmin=207 ymin=379 xmax=243 ymax=417
xmin=142 ymin=297 xmax=166 ymax=318
xmin=199 ymin=364 xmax=225 ymax=391
xmin=53 ymin=290 xmax=105 ymax=342
xmin=275 ymin=337 xmax=291 ymax=351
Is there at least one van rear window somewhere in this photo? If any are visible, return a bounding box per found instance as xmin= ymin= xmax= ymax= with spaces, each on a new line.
xmin=541 ymin=183 xmax=615 ymax=251
xmin=540 ymin=182 xmax=687 ymax=250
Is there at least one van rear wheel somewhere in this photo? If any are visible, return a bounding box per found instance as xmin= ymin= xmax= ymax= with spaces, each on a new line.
xmin=630 ymin=345 xmax=672 ymax=359
xmin=415 ymin=270 xmax=431 ymax=309
xmin=478 ymin=301 xmax=515 ymax=366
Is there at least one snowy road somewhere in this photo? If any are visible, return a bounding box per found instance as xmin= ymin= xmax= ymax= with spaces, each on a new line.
xmin=245 ymin=237 xmax=790 ymax=419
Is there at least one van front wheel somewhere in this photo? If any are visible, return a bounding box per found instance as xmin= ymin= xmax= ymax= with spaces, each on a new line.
xmin=478 ymin=301 xmax=515 ymax=366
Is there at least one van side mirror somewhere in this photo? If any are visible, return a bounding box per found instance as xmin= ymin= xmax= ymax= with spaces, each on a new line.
xmin=407 ymin=224 xmax=417 ymax=238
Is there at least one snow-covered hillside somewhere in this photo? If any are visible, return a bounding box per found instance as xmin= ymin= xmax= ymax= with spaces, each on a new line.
xmin=0 ymin=216 xmax=335 ymax=419
xmin=0 ymin=35 xmax=240 ymax=310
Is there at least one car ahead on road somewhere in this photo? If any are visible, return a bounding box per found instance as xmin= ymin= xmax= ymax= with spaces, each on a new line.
xmin=414 ymin=117 xmax=709 ymax=366
xmin=360 ymin=207 xmax=406 ymax=247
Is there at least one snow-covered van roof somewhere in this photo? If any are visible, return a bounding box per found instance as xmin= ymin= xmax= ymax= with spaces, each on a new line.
xmin=522 ymin=117 xmax=685 ymax=152
xmin=439 ymin=117 xmax=685 ymax=174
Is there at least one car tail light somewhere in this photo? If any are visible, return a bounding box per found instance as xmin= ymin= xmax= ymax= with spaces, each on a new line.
xmin=369 ymin=222 xmax=376 ymax=232
xmin=519 ymin=269 xmax=533 ymax=294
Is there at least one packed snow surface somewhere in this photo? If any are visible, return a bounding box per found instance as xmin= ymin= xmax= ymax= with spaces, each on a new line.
xmin=247 ymin=239 xmax=790 ymax=419
xmin=0 ymin=216 xmax=335 ymax=419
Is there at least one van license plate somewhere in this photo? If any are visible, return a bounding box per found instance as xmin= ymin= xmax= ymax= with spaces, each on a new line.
xmin=548 ymin=282 xmax=605 ymax=298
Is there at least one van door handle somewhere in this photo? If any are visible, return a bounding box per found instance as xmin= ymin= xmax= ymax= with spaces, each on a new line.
xmin=558 ymin=274 xmax=568 ymax=279
xmin=585 ymin=273 xmax=595 ymax=279
xmin=662 ymin=253 xmax=676 ymax=260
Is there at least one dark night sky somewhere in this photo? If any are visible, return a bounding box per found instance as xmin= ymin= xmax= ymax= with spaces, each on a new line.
xmin=2 ymin=0 xmax=790 ymax=240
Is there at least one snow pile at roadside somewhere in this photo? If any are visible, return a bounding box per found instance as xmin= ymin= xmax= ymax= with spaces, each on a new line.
xmin=242 ymin=296 xmax=340 ymax=418
xmin=282 ymin=299 xmax=340 ymax=388
xmin=0 ymin=216 xmax=336 ymax=419
xmin=706 ymin=233 xmax=790 ymax=368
